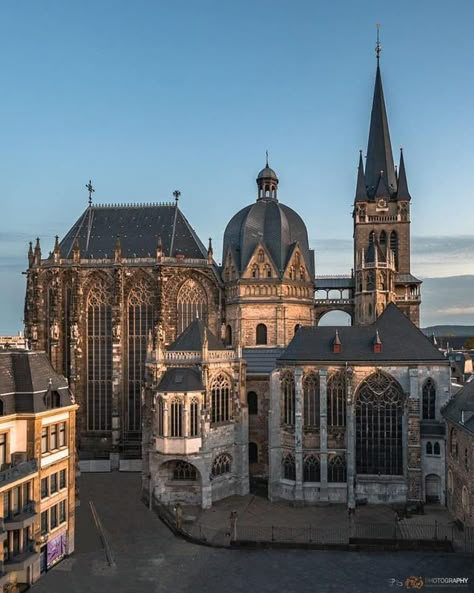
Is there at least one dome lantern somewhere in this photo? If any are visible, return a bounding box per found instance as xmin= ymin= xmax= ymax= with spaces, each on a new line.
xmin=256 ymin=153 xmax=279 ymax=201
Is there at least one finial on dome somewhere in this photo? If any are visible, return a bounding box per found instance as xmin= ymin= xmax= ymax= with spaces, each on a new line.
xmin=265 ymin=150 xmax=269 ymax=167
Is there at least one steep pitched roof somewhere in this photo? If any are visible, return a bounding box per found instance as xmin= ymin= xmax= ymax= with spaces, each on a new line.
xmin=279 ymin=304 xmax=447 ymax=363
xmin=396 ymin=149 xmax=412 ymax=201
xmin=55 ymin=203 xmax=208 ymax=260
xmin=157 ymin=367 xmax=204 ymax=392
xmin=443 ymin=378 xmax=474 ymax=434
xmin=168 ymin=319 xmax=225 ymax=351
xmin=243 ymin=348 xmax=285 ymax=375
xmin=365 ymin=64 xmax=397 ymax=199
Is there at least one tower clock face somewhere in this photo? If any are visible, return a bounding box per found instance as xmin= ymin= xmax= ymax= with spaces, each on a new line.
xmin=377 ymin=198 xmax=387 ymax=209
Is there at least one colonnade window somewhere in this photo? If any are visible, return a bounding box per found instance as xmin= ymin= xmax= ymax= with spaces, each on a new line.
xmin=177 ymin=279 xmax=208 ymax=336
xmin=282 ymin=453 xmax=296 ymax=481
xmin=282 ymin=373 xmax=295 ymax=426
xmin=190 ymin=398 xmax=200 ymax=437
xmin=355 ymin=371 xmax=404 ymax=475
xmin=426 ymin=441 xmax=441 ymax=456
xmin=327 ymin=371 xmax=346 ymax=428
xmin=211 ymin=454 xmax=232 ymax=477
xmin=127 ymin=280 xmax=154 ymax=435
xmin=303 ymin=373 xmax=320 ymax=429
xmin=86 ymin=280 xmax=113 ymax=431
xmin=157 ymin=396 xmax=200 ymax=438
xmin=173 ymin=461 xmax=197 ymax=481
xmin=211 ymin=374 xmax=232 ymax=424
xmin=422 ymin=379 xmax=436 ymax=420
xmin=328 ymin=454 xmax=347 ymax=482
xmin=303 ymin=454 xmax=320 ymax=482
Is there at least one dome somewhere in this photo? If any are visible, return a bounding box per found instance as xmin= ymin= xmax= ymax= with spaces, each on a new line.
xmin=257 ymin=166 xmax=279 ymax=182
xmin=223 ymin=198 xmax=313 ymax=277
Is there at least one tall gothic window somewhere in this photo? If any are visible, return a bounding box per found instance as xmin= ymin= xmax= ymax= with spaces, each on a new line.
xmin=190 ymin=397 xmax=200 ymax=437
xmin=327 ymin=371 xmax=346 ymax=428
xmin=225 ymin=324 xmax=232 ymax=346
xmin=355 ymin=371 xmax=404 ymax=475
xmin=177 ymin=279 xmax=207 ymax=336
xmin=169 ymin=398 xmax=184 ymax=437
xmin=282 ymin=453 xmax=296 ymax=481
xmin=173 ymin=461 xmax=197 ymax=481
xmin=328 ymin=454 xmax=347 ymax=482
xmin=282 ymin=372 xmax=295 ymax=426
xmin=303 ymin=373 xmax=320 ymax=428
xmin=379 ymin=230 xmax=387 ymax=251
xmin=390 ymin=231 xmax=399 ymax=270
xmin=422 ymin=379 xmax=436 ymax=420
xmin=303 ymin=454 xmax=320 ymax=482
xmin=210 ymin=374 xmax=232 ymax=424
xmin=127 ymin=280 xmax=154 ymax=435
xmin=156 ymin=397 xmax=164 ymax=437
xmin=86 ymin=280 xmax=113 ymax=431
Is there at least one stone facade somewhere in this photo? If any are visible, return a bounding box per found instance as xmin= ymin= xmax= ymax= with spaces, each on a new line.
xmin=446 ymin=423 xmax=474 ymax=526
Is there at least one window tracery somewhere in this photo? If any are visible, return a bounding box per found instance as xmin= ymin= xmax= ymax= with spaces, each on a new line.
xmin=210 ymin=374 xmax=232 ymax=423
xmin=211 ymin=454 xmax=232 ymax=477
xmin=422 ymin=379 xmax=436 ymax=420
xmin=303 ymin=373 xmax=320 ymax=428
xmin=327 ymin=371 xmax=346 ymax=428
xmin=282 ymin=372 xmax=295 ymax=426
xmin=173 ymin=461 xmax=197 ymax=481
xmin=177 ymin=279 xmax=207 ymax=335
xmin=303 ymin=454 xmax=320 ymax=482
xmin=282 ymin=453 xmax=296 ymax=481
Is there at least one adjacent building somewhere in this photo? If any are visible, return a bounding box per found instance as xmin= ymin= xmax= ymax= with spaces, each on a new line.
xmin=0 ymin=350 xmax=77 ymax=590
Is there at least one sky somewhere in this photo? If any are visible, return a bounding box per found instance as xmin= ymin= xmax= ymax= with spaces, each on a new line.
xmin=1 ymin=0 xmax=474 ymax=333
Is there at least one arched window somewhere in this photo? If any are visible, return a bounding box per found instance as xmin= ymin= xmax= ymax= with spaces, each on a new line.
xmin=422 ymin=379 xmax=436 ymax=420
xmin=249 ymin=442 xmax=258 ymax=464
xmin=177 ymin=279 xmax=207 ymax=336
xmin=299 ymin=267 xmax=305 ymax=281
xmin=169 ymin=399 xmax=183 ymax=437
xmin=256 ymin=324 xmax=267 ymax=345
xmin=282 ymin=453 xmax=296 ymax=481
xmin=251 ymin=264 xmax=259 ymax=278
xmin=303 ymin=455 xmax=320 ymax=482
xmin=379 ymin=230 xmax=387 ymax=250
xmin=368 ymin=230 xmax=375 ymax=246
xmin=210 ymin=374 xmax=232 ymax=424
xmin=86 ymin=280 xmax=113 ymax=431
xmin=327 ymin=371 xmax=346 ymax=428
xmin=367 ymin=270 xmax=375 ymax=291
xmin=247 ymin=391 xmax=258 ymax=415
xmin=127 ymin=280 xmax=154 ymax=434
xmin=265 ymin=264 xmax=272 ymax=278
xmin=390 ymin=231 xmax=399 ymax=269
xmin=450 ymin=428 xmax=458 ymax=458
xmin=355 ymin=371 xmax=404 ymax=475
xmin=426 ymin=441 xmax=433 ymax=455
xmin=156 ymin=397 xmax=164 ymax=436
xmin=289 ymin=266 xmax=296 ymax=280
xmin=225 ymin=324 xmax=232 ymax=346
xmin=303 ymin=373 xmax=320 ymax=428
xmin=190 ymin=397 xmax=199 ymax=437
xmin=211 ymin=454 xmax=232 ymax=477
xmin=173 ymin=461 xmax=197 ymax=481
xmin=433 ymin=442 xmax=440 ymax=456
xmin=328 ymin=455 xmax=347 ymax=482
xmin=258 ymin=249 xmax=265 ymax=263
xmin=281 ymin=372 xmax=295 ymax=426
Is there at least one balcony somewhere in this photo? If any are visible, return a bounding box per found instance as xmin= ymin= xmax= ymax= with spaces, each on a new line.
xmin=0 ymin=459 xmax=38 ymax=488
xmin=4 ymin=543 xmax=39 ymax=572
xmin=5 ymin=502 xmax=37 ymax=530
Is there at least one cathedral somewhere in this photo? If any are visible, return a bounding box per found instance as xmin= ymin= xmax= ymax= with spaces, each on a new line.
xmin=24 ymin=48 xmax=451 ymax=508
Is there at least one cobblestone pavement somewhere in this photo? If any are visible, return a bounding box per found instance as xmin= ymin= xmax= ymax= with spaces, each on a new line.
xmin=31 ymin=473 xmax=473 ymax=593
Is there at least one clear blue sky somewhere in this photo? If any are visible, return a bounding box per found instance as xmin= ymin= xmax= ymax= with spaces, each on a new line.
xmin=1 ymin=0 xmax=474 ymax=332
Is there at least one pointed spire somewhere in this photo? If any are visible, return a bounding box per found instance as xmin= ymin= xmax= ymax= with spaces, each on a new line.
xmin=355 ymin=150 xmax=367 ymax=201
xmin=365 ymin=54 xmax=397 ymax=199
xmin=396 ymin=148 xmax=412 ymax=201
xmin=34 ymin=237 xmax=41 ymax=265
xmin=207 ymin=237 xmax=213 ymax=264
xmin=114 ymin=236 xmax=122 ymax=263
xmin=53 ymin=235 xmax=60 ymax=263
xmin=373 ymin=328 xmax=382 ymax=352
xmin=333 ymin=329 xmax=342 ymax=353
xmin=28 ymin=241 xmax=34 ymax=268
xmin=374 ymin=170 xmax=391 ymax=199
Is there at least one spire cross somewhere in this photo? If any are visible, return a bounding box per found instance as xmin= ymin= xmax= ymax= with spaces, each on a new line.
xmin=375 ymin=23 xmax=382 ymax=61
xmin=86 ymin=180 xmax=95 ymax=206
xmin=173 ymin=190 xmax=181 ymax=203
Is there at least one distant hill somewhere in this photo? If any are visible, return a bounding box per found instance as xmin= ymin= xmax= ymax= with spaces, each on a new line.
xmin=422 ymin=325 xmax=474 ymax=337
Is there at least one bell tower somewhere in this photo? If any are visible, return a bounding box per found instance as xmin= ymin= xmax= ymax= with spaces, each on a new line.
xmin=353 ymin=36 xmax=421 ymax=326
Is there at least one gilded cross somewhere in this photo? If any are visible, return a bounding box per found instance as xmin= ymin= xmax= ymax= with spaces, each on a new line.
xmin=86 ymin=180 xmax=95 ymax=206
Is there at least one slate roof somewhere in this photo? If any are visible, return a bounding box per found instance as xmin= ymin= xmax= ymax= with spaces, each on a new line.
xmin=243 ymin=348 xmax=285 ymax=375
xmin=279 ymin=303 xmax=447 ymax=364
xmin=396 ymin=273 xmax=422 ymax=284
xmin=442 ymin=378 xmax=474 ymax=434
xmin=223 ymin=196 xmax=314 ymax=276
xmin=55 ymin=203 xmax=208 ymax=260
xmin=157 ymin=367 xmax=204 ymax=392
xmin=0 ymin=351 xmax=73 ymax=414
xmin=168 ymin=319 xmax=225 ymax=352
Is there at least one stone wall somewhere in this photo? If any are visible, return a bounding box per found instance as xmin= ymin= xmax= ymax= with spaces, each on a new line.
xmin=446 ymin=421 xmax=474 ymax=527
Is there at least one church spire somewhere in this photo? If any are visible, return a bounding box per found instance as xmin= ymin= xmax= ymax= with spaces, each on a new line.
xmin=365 ymin=38 xmax=396 ymax=199
xmin=396 ymin=148 xmax=412 ymax=201
xmin=354 ymin=150 xmax=367 ymax=201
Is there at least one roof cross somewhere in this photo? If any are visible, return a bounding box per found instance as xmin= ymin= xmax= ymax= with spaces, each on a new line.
xmin=86 ymin=180 xmax=95 ymax=206
xmin=375 ymin=23 xmax=382 ymax=61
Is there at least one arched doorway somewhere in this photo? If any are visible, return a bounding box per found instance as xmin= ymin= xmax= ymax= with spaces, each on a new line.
xmin=355 ymin=371 xmax=404 ymax=475
xmin=425 ymin=474 xmax=441 ymax=503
